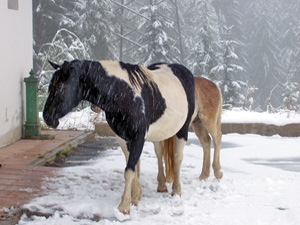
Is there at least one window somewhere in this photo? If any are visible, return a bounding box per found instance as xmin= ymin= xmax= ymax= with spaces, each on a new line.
xmin=8 ymin=0 xmax=18 ymax=10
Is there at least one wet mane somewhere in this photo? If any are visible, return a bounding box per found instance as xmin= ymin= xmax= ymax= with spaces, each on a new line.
xmin=119 ymin=62 xmax=154 ymax=91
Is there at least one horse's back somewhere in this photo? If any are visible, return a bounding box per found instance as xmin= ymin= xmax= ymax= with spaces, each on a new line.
xmin=146 ymin=64 xmax=195 ymax=141
xmin=98 ymin=60 xmax=195 ymax=141
xmin=99 ymin=60 xmax=132 ymax=85
xmin=194 ymin=77 xmax=222 ymax=124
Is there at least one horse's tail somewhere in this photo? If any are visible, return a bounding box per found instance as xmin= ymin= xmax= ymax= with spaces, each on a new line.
xmin=163 ymin=136 xmax=176 ymax=183
xmin=216 ymin=86 xmax=223 ymax=132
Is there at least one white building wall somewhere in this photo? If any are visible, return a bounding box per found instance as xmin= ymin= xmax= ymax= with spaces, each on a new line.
xmin=0 ymin=0 xmax=33 ymax=147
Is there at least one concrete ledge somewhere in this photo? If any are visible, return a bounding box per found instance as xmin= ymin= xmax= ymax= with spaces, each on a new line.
xmin=222 ymin=123 xmax=300 ymax=137
xmin=96 ymin=122 xmax=300 ymax=137
xmin=28 ymin=131 xmax=94 ymax=166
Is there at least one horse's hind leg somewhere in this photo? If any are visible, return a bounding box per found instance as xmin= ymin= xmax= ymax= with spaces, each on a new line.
xmin=192 ymin=119 xmax=211 ymax=180
xmin=211 ymin=127 xmax=223 ymax=179
xmin=171 ymin=137 xmax=186 ymax=196
xmin=154 ymin=141 xmax=168 ymax=192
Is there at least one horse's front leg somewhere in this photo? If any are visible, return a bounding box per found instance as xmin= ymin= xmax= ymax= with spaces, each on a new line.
xmin=172 ymin=137 xmax=186 ymax=196
xmin=131 ymin=159 xmax=142 ymax=206
xmin=116 ymin=136 xmax=142 ymax=207
xmin=118 ymin=136 xmax=145 ymax=214
xmin=153 ymin=141 xmax=168 ymax=192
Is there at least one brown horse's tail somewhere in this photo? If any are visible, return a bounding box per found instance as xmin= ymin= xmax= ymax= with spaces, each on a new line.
xmin=163 ymin=136 xmax=176 ymax=183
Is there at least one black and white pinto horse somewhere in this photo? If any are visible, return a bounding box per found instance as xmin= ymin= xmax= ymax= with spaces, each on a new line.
xmin=43 ymin=60 xmax=195 ymax=214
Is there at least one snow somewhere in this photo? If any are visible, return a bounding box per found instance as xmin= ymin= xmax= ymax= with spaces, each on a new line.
xmin=25 ymin=109 xmax=300 ymax=224
xmin=18 ymin=130 xmax=300 ymax=224
xmin=222 ymin=108 xmax=300 ymax=126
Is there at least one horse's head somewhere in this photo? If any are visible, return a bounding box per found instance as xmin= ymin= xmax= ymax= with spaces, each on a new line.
xmin=43 ymin=60 xmax=83 ymax=128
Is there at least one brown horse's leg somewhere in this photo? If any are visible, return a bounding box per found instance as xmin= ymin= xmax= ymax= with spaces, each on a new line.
xmin=192 ymin=120 xmax=211 ymax=180
xmin=211 ymin=127 xmax=223 ymax=179
xmin=204 ymin=115 xmax=223 ymax=180
xmin=153 ymin=141 xmax=168 ymax=192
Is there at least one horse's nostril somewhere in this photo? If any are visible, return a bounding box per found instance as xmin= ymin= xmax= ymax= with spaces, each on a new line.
xmin=43 ymin=113 xmax=49 ymax=122
xmin=43 ymin=113 xmax=53 ymax=126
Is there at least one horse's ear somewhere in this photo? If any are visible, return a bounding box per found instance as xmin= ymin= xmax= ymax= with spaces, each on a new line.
xmin=48 ymin=60 xmax=60 ymax=70
xmin=62 ymin=61 xmax=70 ymax=74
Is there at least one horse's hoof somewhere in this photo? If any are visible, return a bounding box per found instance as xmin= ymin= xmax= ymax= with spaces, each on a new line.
xmin=157 ymin=188 xmax=168 ymax=193
xmin=199 ymin=173 xmax=209 ymax=180
xmin=114 ymin=207 xmax=131 ymax=222
xmin=157 ymin=185 xmax=168 ymax=193
xmin=119 ymin=208 xmax=130 ymax=215
xmin=131 ymin=201 xmax=138 ymax=206
xmin=214 ymin=171 xmax=223 ymax=179
xmin=171 ymin=190 xmax=182 ymax=196
xmin=118 ymin=203 xmax=130 ymax=215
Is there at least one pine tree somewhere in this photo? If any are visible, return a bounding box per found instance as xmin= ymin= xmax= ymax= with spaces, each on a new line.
xmin=64 ymin=0 xmax=117 ymax=60
xmin=280 ymin=50 xmax=300 ymax=112
xmin=213 ymin=0 xmax=248 ymax=81
xmin=33 ymin=0 xmax=67 ymax=72
xmin=243 ymin=0 xmax=283 ymax=109
xmin=281 ymin=72 xmax=299 ymax=112
xmin=212 ymin=26 xmax=245 ymax=107
xmin=135 ymin=1 xmax=179 ymax=65
xmin=286 ymin=1 xmax=300 ymax=83
xmin=186 ymin=0 xmax=222 ymax=79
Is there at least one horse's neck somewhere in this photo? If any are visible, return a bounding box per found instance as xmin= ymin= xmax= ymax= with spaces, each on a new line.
xmin=82 ymin=61 xmax=134 ymax=113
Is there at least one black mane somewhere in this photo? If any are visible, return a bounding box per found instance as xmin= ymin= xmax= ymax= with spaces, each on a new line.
xmin=147 ymin=63 xmax=166 ymax=70
xmin=119 ymin=61 xmax=152 ymax=91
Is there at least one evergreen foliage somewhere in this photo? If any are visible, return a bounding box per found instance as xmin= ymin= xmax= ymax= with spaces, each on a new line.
xmin=213 ymin=26 xmax=245 ymax=107
xmin=33 ymin=0 xmax=300 ymax=112
xmin=36 ymin=29 xmax=90 ymax=94
xmin=186 ymin=0 xmax=222 ymax=79
xmin=135 ymin=1 xmax=179 ymax=65
xmin=63 ymin=0 xmax=117 ymax=60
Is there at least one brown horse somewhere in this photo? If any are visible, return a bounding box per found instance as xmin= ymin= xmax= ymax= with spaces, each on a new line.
xmin=154 ymin=77 xmax=223 ymax=192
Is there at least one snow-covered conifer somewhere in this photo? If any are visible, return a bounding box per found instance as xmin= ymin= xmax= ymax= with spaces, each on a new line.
xmin=213 ymin=26 xmax=245 ymax=107
xmin=186 ymin=0 xmax=222 ymax=79
xmin=135 ymin=1 xmax=179 ymax=65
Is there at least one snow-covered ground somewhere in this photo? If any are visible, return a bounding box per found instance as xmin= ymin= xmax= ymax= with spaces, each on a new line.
xmin=222 ymin=108 xmax=300 ymax=126
xmin=23 ymin=109 xmax=300 ymax=224
xmin=19 ymin=131 xmax=300 ymax=225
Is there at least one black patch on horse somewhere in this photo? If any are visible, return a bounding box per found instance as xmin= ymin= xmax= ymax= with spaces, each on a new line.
xmin=79 ymin=61 xmax=147 ymax=142
xmin=141 ymin=82 xmax=166 ymax=125
xmin=168 ymin=64 xmax=195 ymax=141
xmin=119 ymin=61 xmax=166 ymax=125
xmin=119 ymin=61 xmax=151 ymax=90
xmin=147 ymin=63 xmax=166 ymax=70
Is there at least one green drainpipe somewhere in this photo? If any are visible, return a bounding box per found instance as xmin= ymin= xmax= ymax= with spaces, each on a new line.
xmin=24 ymin=69 xmax=54 ymax=140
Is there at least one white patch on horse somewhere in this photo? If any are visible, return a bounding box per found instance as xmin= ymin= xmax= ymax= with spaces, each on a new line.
xmin=100 ymin=60 xmax=142 ymax=96
xmin=145 ymin=64 xmax=188 ymax=142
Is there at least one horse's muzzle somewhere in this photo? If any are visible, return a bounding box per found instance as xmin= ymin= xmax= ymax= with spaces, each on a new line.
xmin=43 ymin=113 xmax=59 ymax=129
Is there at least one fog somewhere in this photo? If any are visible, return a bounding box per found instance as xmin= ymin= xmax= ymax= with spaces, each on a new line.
xmin=33 ymin=0 xmax=300 ymax=111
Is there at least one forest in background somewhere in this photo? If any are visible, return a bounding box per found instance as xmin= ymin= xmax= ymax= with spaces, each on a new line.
xmin=33 ymin=0 xmax=300 ymax=112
